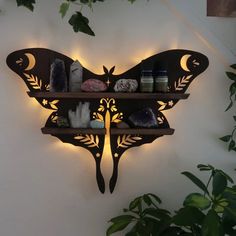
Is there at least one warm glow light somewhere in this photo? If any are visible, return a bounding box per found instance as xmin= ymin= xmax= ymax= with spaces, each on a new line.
xmin=26 ymin=40 xmax=48 ymax=48
xmin=169 ymin=40 xmax=179 ymax=50
xmin=52 ymin=140 xmax=80 ymax=153
xmin=162 ymin=0 xmax=229 ymax=66
xmin=131 ymin=48 xmax=157 ymax=65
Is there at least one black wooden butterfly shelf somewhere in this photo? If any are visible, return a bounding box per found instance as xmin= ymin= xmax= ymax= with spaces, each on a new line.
xmin=6 ymin=48 xmax=209 ymax=193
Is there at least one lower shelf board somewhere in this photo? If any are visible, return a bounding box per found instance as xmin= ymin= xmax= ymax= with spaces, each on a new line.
xmin=110 ymin=128 xmax=175 ymax=135
xmin=41 ymin=127 xmax=175 ymax=136
xmin=41 ymin=127 xmax=106 ymax=135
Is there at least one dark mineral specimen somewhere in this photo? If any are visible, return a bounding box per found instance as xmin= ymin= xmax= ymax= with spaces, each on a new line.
xmin=128 ymin=108 xmax=158 ymax=128
xmin=50 ymin=59 xmax=68 ymax=92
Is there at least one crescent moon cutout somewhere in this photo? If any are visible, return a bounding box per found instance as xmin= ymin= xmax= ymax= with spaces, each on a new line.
xmin=180 ymin=54 xmax=191 ymax=72
xmin=24 ymin=53 xmax=36 ymax=71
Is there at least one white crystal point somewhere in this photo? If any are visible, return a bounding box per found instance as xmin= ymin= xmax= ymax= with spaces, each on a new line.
xmin=69 ymin=60 xmax=83 ymax=92
xmin=68 ymin=102 xmax=91 ymax=128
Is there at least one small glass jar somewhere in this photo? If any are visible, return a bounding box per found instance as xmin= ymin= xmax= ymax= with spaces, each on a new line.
xmin=140 ymin=70 xmax=154 ymax=93
xmin=155 ymin=70 xmax=168 ymax=92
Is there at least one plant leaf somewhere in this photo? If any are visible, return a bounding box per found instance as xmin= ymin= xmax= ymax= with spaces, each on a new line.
xmin=173 ymin=206 xmax=205 ymax=226
xmin=217 ymin=170 xmax=234 ymax=184
xmin=202 ymin=210 xmax=222 ymax=236
xmin=68 ymin=11 xmax=95 ymax=36
xmin=184 ymin=193 xmax=211 ymax=210
xmin=129 ymin=197 xmax=141 ymax=211
xmin=16 ymin=0 xmax=35 ymax=11
xmin=230 ymin=83 xmax=236 ymax=96
xmin=182 ymin=171 xmax=209 ymax=194
xmin=59 ymin=2 xmax=70 ymax=18
xmin=229 ymin=140 xmax=235 ymax=151
xmin=107 ymin=220 xmax=133 ymax=236
xmin=219 ymin=135 xmax=231 ymax=143
xmin=143 ymin=194 xmax=152 ymax=206
xmin=226 ymin=72 xmax=236 ymax=81
xmin=110 ymin=215 xmax=135 ymax=224
xmin=231 ymin=64 xmax=236 ymax=70
xmin=225 ymin=101 xmax=233 ymax=111
xmin=212 ymin=172 xmax=227 ymax=196
xmin=147 ymin=193 xmax=162 ymax=204
xmin=197 ymin=164 xmax=212 ymax=171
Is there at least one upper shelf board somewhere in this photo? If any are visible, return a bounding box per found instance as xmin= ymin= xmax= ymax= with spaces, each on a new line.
xmin=27 ymin=92 xmax=190 ymax=100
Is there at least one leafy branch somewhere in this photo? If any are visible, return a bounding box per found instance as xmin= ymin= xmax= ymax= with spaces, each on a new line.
xmin=15 ymin=0 xmax=137 ymax=36
xmin=220 ymin=64 xmax=236 ymax=152
xmin=107 ymin=164 xmax=236 ymax=236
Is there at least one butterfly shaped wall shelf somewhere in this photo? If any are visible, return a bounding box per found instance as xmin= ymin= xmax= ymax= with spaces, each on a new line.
xmin=6 ymin=48 xmax=209 ymax=193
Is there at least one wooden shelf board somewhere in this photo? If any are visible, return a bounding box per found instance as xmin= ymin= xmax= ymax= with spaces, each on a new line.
xmin=28 ymin=92 xmax=189 ymax=100
xmin=110 ymin=128 xmax=175 ymax=135
xmin=41 ymin=127 xmax=106 ymax=135
xmin=41 ymin=127 xmax=174 ymax=136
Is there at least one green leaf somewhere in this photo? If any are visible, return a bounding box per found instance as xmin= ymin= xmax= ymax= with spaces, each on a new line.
xmin=143 ymin=208 xmax=170 ymax=220
xmin=228 ymin=140 xmax=235 ymax=151
xmin=213 ymin=172 xmax=227 ymax=196
xmin=225 ymin=101 xmax=233 ymax=111
xmin=59 ymin=2 xmax=70 ymax=18
xmin=184 ymin=193 xmax=211 ymax=210
xmin=173 ymin=206 xmax=205 ymax=226
xmin=202 ymin=210 xmax=222 ymax=236
xmin=217 ymin=170 xmax=234 ymax=184
xmin=214 ymin=198 xmax=229 ymax=214
xmin=219 ymin=135 xmax=231 ymax=142
xmin=129 ymin=197 xmax=141 ymax=211
xmin=226 ymin=72 xmax=236 ymax=81
xmin=224 ymin=207 xmax=236 ymax=222
xmin=231 ymin=64 xmax=236 ymax=70
xmin=107 ymin=220 xmax=133 ymax=236
xmin=182 ymin=171 xmax=209 ymax=194
xmin=147 ymin=193 xmax=162 ymax=204
xmin=68 ymin=11 xmax=95 ymax=36
xmin=230 ymin=83 xmax=236 ymax=96
xmin=110 ymin=215 xmax=135 ymax=224
xmin=143 ymin=194 xmax=152 ymax=206
xmin=16 ymin=0 xmax=35 ymax=11
xmin=197 ymin=164 xmax=212 ymax=171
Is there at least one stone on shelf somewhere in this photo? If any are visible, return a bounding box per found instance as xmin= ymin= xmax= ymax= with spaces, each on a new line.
xmin=114 ymin=79 xmax=138 ymax=92
xmin=69 ymin=60 xmax=83 ymax=92
xmin=81 ymin=79 xmax=108 ymax=92
xmin=90 ymin=120 xmax=105 ymax=129
xmin=50 ymin=58 xmax=68 ymax=92
xmin=57 ymin=116 xmax=69 ymax=128
xmin=68 ymin=102 xmax=90 ymax=128
xmin=128 ymin=108 xmax=158 ymax=128
xmin=116 ymin=121 xmax=130 ymax=129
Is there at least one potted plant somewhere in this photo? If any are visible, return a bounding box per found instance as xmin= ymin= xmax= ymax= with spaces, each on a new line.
xmin=107 ymin=164 xmax=236 ymax=236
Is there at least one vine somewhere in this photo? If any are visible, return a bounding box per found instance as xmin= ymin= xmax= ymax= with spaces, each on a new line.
xmin=220 ymin=64 xmax=236 ymax=152
xmin=15 ymin=0 xmax=137 ymax=36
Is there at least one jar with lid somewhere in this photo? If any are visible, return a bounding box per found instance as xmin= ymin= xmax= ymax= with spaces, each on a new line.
xmin=154 ymin=70 xmax=168 ymax=93
xmin=140 ymin=70 xmax=154 ymax=93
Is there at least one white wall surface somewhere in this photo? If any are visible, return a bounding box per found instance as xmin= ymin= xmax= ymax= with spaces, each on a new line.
xmin=0 ymin=0 xmax=235 ymax=235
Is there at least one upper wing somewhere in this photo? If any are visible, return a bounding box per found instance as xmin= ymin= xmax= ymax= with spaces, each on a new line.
xmin=6 ymin=48 xmax=74 ymax=110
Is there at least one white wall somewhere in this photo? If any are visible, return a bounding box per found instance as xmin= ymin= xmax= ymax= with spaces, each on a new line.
xmin=0 ymin=0 xmax=235 ymax=235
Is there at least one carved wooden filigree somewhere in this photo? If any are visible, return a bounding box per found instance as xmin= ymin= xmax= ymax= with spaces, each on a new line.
xmin=6 ymin=48 xmax=209 ymax=193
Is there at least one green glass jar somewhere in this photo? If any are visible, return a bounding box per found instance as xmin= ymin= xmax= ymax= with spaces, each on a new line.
xmin=154 ymin=70 xmax=168 ymax=92
xmin=140 ymin=70 xmax=154 ymax=93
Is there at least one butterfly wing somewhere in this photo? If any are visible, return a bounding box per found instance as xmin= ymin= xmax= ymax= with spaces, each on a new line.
xmin=108 ymin=49 xmax=209 ymax=192
xmin=7 ymin=48 xmax=106 ymax=193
